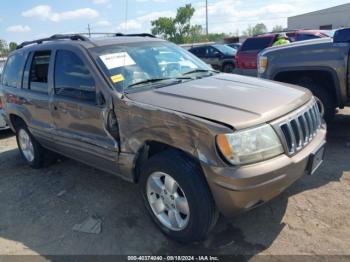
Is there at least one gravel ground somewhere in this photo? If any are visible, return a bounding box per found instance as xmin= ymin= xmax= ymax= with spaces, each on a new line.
xmin=0 ymin=109 xmax=349 ymax=257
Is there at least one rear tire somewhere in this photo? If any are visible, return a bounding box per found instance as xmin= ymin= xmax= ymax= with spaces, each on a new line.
xmin=139 ymin=150 xmax=218 ymax=243
xmin=16 ymin=124 xmax=45 ymax=169
xmin=223 ymin=63 xmax=235 ymax=73
xmin=297 ymin=77 xmax=336 ymax=122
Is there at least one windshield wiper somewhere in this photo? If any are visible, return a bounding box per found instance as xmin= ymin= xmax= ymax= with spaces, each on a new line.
xmin=127 ymin=78 xmax=174 ymax=89
xmin=182 ymin=69 xmax=218 ymax=76
xmin=127 ymin=76 xmax=194 ymax=89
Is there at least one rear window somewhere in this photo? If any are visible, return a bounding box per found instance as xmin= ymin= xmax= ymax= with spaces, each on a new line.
xmin=2 ymin=53 xmax=25 ymax=88
xmin=297 ymin=34 xmax=321 ymax=41
xmin=240 ymin=37 xmax=272 ymax=52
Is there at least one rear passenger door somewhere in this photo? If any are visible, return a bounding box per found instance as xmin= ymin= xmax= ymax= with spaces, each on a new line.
xmin=51 ymin=47 xmax=119 ymax=173
xmin=3 ymin=50 xmax=53 ymax=145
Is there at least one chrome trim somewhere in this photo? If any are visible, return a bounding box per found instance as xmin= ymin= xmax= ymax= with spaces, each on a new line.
xmin=272 ymin=98 xmax=322 ymax=156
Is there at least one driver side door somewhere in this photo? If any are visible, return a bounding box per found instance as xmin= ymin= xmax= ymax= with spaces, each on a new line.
xmin=50 ymin=47 xmax=119 ymax=173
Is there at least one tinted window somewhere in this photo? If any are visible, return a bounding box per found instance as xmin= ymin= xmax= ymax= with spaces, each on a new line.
xmin=190 ymin=47 xmax=205 ymax=57
xmin=297 ymin=34 xmax=321 ymax=41
xmin=29 ymin=51 xmax=51 ymax=93
xmin=2 ymin=54 xmax=25 ymax=88
xmin=240 ymin=37 xmax=272 ymax=52
xmin=206 ymin=46 xmax=217 ymax=57
xmin=54 ymin=50 xmax=96 ymax=102
xmin=213 ymin=44 xmax=236 ymax=56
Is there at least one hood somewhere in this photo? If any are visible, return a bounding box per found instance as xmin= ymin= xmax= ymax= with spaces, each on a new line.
xmin=126 ymin=73 xmax=312 ymax=130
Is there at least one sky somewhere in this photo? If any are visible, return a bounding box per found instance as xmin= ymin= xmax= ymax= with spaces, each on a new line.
xmin=0 ymin=0 xmax=349 ymax=44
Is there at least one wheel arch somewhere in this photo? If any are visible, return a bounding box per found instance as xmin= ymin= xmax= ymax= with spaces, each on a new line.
xmin=272 ymin=67 xmax=341 ymax=107
xmin=9 ymin=113 xmax=27 ymax=132
xmin=132 ymin=140 xmax=201 ymax=184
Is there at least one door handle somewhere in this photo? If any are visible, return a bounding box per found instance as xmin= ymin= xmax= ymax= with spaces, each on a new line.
xmin=53 ymin=105 xmax=67 ymax=114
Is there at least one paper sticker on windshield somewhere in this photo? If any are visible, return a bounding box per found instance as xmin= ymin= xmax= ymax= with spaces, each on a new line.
xmin=111 ymin=74 xmax=124 ymax=83
xmin=100 ymin=52 xmax=135 ymax=70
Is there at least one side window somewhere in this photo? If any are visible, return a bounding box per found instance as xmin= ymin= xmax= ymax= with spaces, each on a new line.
xmin=206 ymin=47 xmax=218 ymax=57
xmin=2 ymin=53 xmax=25 ymax=88
xmin=193 ymin=47 xmax=205 ymax=57
xmin=297 ymin=34 xmax=320 ymax=41
xmin=29 ymin=51 xmax=51 ymax=93
xmin=54 ymin=50 xmax=96 ymax=102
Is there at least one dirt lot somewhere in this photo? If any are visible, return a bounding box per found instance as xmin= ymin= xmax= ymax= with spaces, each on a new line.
xmin=0 ymin=109 xmax=349 ymax=257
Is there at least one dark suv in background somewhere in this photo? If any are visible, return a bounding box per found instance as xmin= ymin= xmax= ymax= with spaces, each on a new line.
xmin=188 ymin=44 xmax=236 ymax=73
xmin=235 ymin=30 xmax=330 ymax=77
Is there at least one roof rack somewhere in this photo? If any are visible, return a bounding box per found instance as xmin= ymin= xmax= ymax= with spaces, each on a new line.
xmin=16 ymin=34 xmax=92 ymax=50
xmin=16 ymin=32 xmax=157 ymax=50
xmin=114 ymin=33 xmax=156 ymax=38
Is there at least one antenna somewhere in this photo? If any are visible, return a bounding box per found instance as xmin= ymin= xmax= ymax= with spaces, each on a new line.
xmin=87 ymin=24 xmax=92 ymax=38
xmin=205 ymin=0 xmax=208 ymax=36
xmin=124 ymin=0 xmax=128 ymax=33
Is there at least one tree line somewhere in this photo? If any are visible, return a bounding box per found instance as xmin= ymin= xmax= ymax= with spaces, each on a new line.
xmin=151 ymin=4 xmax=284 ymax=44
xmin=0 ymin=40 xmax=17 ymax=57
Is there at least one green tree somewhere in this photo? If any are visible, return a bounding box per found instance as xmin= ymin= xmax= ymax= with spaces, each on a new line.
xmin=272 ymin=25 xmax=284 ymax=32
xmin=0 ymin=39 xmax=8 ymax=56
xmin=243 ymin=23 xmax=268 ymax=36
xmin=151 ymin=4 xmax=200 ymax=44
xmin=243 ymin=25 xmax=254 ymax=36
xmin=9 ymin=42 xmax=17 ymax=52
xmin=252 ymin=23 xmax=268 ymax=35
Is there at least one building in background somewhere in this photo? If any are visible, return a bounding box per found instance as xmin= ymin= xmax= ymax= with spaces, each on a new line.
xmin=288 ymin=3 xmax=350 ymax=30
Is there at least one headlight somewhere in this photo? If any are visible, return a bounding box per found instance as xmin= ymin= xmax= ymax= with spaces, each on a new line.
xmin=216 ymin=124 xmax=284 ymax=165
xmin=258 ymin=56 xmax=268 ymax=74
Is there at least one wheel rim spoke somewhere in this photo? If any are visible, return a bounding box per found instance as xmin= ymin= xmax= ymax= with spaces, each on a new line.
xmin=164 ymin=175 xmax=177 ymax=194
xmin=175 ymin=196 xmax=190 ymax=215
xmin=151 ymin=199 xmax=166 ymax=214
xmin=168 ymin=210 xmax=181 ymax=229
xmin=148 ymin=177 xmax=163 ymax=195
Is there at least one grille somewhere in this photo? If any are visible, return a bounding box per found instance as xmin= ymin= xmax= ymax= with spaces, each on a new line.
xmin=279 ymin=101 xmax=322 ymax=155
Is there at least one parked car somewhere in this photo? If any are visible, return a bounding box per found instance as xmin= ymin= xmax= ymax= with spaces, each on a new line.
xmin=0 ymin=57 xmax=10 ymax=130
xmin=227 ymin=43 xmax=242 ymax=50
xmin=258 ymin=27 xmax=350 ymax=121
xmin=1 ymin=34 xmax=326 ymax=243
xmin=188 ymin=44 xmax=236 ymax=73
xmin=235 ymin=30 xmax=330 ymax=77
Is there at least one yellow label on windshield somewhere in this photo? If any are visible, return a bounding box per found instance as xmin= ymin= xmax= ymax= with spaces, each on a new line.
xmin=111 ymin=74 xmax=124 ymax=83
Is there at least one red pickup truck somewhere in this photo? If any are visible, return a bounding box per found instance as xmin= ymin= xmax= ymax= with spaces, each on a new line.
xmin=235 ymin=30 xmax=330 ymax=77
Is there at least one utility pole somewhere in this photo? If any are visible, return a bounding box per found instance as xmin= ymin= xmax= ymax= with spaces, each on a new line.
xmin=87 ymin=24 xmax=92 ymax=38
xmin=205 ymin=0 xmax=208 ymax=36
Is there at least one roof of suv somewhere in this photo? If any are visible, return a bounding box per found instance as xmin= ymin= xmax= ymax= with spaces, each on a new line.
xmin=14 ymin=34 xmax=165 ymax=53
xmin=253 ymin=30 xmax=329 ymax=38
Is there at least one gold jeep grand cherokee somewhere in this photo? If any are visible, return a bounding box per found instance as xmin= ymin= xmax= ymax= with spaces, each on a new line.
xmin=0 ymin=33 xmax=326 ymax=243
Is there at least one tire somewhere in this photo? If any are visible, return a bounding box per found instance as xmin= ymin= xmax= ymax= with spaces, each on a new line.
xmin=15 ymin=124 xmax=45 ymax=169
xmin=139 ymin=150 xmax=218 ymax=243
xmin=297 ymin=77 xmax=336 ymax=122
xmin=223 ymin=63 xmax=235 ymax=73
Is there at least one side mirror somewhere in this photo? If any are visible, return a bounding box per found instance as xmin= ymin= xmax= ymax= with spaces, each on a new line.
xmin=213 ymin=51 xmax=221 ymax=58
xmin=334 ymin=28 xmax=350 ymax=43
xmin=96 ymin=92 xmax=105 ymax=106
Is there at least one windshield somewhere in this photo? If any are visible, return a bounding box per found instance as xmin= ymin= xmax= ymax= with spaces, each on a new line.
xmin=91 ymin=41 xmax=214 ymax=92
xmin=213 ymin=44 xmax=236 ymax=56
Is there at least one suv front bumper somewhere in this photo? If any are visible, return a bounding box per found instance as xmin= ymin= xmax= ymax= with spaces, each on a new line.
xmin=202 ymin=125 xmax=326 ymax=217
